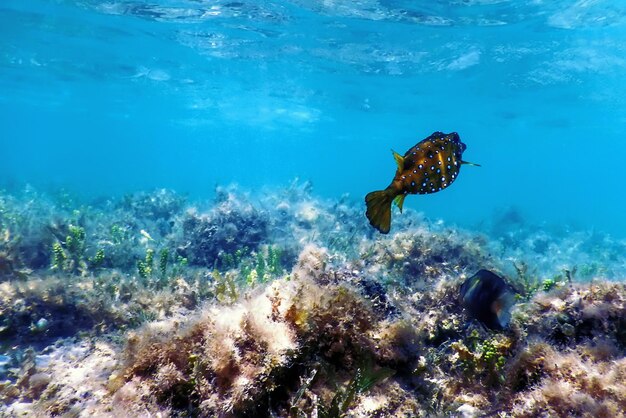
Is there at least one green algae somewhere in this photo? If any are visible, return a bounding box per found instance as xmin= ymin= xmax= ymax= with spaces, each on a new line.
xmin=318 ymin=358 xmax=395 ymax=418
xmin=0 ymin=186 xmax=625 ymax=417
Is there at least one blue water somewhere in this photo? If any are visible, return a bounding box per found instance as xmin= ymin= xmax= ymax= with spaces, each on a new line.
xmin=2 ymin=0 xmax=626 ymax=236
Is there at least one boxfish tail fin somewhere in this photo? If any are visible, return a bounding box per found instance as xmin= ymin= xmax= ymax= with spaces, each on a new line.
xmin=365 ymin=187 xmax=398 ymax=234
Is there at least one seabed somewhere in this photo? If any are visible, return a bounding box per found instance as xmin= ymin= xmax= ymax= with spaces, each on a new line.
xmin=0 ymin=183 xmax=624 ymax=417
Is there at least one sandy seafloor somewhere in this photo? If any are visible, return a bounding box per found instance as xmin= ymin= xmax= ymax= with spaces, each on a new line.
xmin=0 ymin=184 xmax=624 ymax=417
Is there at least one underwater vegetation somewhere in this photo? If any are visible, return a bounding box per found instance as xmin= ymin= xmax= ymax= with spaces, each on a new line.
xmin=0 ymin=184 xmax=624 ymax=417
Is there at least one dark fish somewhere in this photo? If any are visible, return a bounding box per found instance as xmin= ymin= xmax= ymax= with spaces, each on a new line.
xmin=365 ymin=131 xmax=479 ymax=234
xmin=460 ymin=269 xmax=517 ymax=331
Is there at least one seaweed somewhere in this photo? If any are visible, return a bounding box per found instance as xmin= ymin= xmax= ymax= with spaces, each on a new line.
xmin=212 ymin=269 xmax=239 ymax=304
xmin=49 ymin=224 xmax=89 ymax=275
xmin=451 ymin=330 xmax=511 ymax=386
xmin=0 ymin=185 xmax=625 ymax=417
xmin=510 ymin=260 xmax=541 ymax=300
xmin=90 ymin=248 xmax=105 ymax=270
xmin=158 ymin=248 xmax=169 ymax=283
xmin=136 ymin=249 xmax=154 ymax=280
xmin=317 ymin=358 xmax=395 ymax=418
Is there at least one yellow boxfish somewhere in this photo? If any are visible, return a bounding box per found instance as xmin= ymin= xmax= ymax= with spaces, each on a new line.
xmin=365 ymin=131 xmax=479 ymax=234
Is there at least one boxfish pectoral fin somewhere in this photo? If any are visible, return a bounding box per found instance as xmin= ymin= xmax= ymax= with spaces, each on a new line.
xmin=461 ymin=160 xmax=481 ymax=167
xmin=392 ymin=150 xmax=405 ymax=174
xmin=393 ymin=194 xmax=406 ymax=213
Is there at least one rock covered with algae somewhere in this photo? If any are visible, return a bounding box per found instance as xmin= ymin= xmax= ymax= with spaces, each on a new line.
xmin=0 ymin=184 xmax=624 ymax=417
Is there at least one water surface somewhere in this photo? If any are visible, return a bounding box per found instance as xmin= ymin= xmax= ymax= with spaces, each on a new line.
xmin=2 ymin=0 xmax=625 ymax=235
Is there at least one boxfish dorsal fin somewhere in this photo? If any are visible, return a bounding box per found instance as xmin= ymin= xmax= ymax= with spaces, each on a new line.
xmin=393 ymin=194 xmax=406 ymax=213
xmin=392 ymin=150 xmax=404 ymax=174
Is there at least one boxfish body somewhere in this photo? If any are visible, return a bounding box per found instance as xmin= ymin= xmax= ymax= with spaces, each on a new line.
xmin=365 ymin=131 xmax=479 ymax=234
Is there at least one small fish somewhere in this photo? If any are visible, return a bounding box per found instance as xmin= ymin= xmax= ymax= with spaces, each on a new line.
xmin=460 ymin=269 xmax=517 ymax=330
xmin=140 ymin=229 xmax=154 ymax=241
xmin=365 ymin=131 xmax=479 ymax=234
